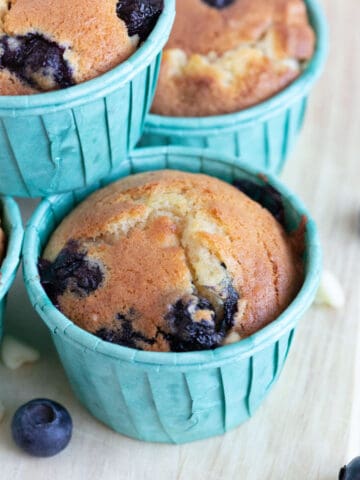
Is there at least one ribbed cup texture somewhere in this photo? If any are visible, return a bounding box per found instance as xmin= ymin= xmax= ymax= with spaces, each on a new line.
xmin=0 ymin=56 xmax=162 ymax=198
xmin=23 ymin=147 xmax=322 ymax=443
xmin=50 ymin=328 xmax=295 ymax=443
xmin=139 ymin=0 xmax=328 ymax=174
xmin=140 ymin=97 xmax=307 ymax=174
xmin=0 ymin=197 xmax=23 ymax=340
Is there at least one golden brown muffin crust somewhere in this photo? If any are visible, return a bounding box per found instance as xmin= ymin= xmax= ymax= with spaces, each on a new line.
xmin=151 ymin=0 xmax=315 ymax=116
xmin=167 ymin=0 xmax=314 ymax=58
xmin=0 ymin=0 xmax=137 ymax=92
xmin=0 ymin=70 xmax=38 ymax=94
xmin=43 ymin=170 xmax=304 ymax=352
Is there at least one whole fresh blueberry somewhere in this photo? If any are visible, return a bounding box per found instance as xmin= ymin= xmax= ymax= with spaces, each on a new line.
xmin=339 ymin=457 xmax=360 ymax=479
xmin=201 ymin=0 xmax=235 ymax=8
xmin=11 ymin=399 xmax=72 ymax=457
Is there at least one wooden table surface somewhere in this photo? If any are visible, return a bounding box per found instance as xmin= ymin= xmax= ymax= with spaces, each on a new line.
xmin=1 ymin=1 xmax=359 ymax=478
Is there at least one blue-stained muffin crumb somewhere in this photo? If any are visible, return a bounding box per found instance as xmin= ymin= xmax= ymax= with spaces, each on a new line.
xmin=233 ymin=178 xmax=286 ymax=226
xmin=116 ymin=0 xmax=163 ymax=40
xmin=0 ymin=33 xmax=75 ymax=90
xmin=38 ymin=240 xmax=103 ymax=308
xmin=96 ymin=310 xmax=156 ymax=350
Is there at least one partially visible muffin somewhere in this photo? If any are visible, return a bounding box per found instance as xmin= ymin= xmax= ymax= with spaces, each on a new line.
xmin=151 ymin=0 xmax=315 ymax=116
xmin=0 ymin=219 xmax=6 ymax=265
xmin=39 ymin=170 xmax=304 ymax=353
xmin=0 ymin=0 xmax=163 ymax=95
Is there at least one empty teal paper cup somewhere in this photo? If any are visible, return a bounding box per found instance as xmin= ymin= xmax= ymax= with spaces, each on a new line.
xmin=139 ymin=0 xmax=328 ymax=174
xmin=0 ymin=0 xmax=175 ymax=198
xmin=23 ymin=146 xmax=321 ymax=443
xmin=0 ymin=197 xmax=23 ymax=340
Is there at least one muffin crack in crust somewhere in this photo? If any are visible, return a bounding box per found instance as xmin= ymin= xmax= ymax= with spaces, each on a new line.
xmin=151 ymin=0 xmax=316 ymax=116
xmin=40 ymin=170 xmax=304 ymax=352
xmin=259 ymin=233 xmax=280 ymax=308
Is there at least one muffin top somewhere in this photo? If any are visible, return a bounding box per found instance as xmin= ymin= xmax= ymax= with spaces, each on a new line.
xmin=151 ymin=0 xmax=315 ymax=116
xmin=39 ymin=170 xmax=304 ymax=352
xmin=0 ymin=220 xmax=5 ymax=265
xmin=0 ymin=0 xmax=163 ymax=95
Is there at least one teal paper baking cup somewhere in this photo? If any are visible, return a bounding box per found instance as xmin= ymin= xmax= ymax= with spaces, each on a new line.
xmin=139 ymin=0 xmax=328 ymax=174
xmin=0 ymin=197 xmax=23 ymax=340
xmin=0 ymin=0 xmax=175 ymax=198
xmin=23 ymin=146 xmax=321 ymax=443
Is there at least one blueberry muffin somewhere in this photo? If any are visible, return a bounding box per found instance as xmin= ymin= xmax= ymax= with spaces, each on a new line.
xmin=39 ymin=170 xmax=304 ymax=352
xmin=0 ymin=0 xmax=163 ymax=95
xmin=151 ymin=0 xmax=315 ymax=116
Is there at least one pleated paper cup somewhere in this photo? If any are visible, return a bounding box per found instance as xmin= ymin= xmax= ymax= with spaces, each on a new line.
xmin=0 ymin=0 xmax=175 ymax=198
xmin=23 ymin=146 xmax=321 ymax=443
xmin=0 ymin=197 xmax=23 ymax=340
xmin=139 ymin=0 xmax=328 ymax=174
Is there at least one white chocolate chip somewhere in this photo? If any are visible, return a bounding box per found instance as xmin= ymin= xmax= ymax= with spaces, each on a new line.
xmin=0 ymin=401 xmax=4 ymax=423
xmin=224 ymin=331 xmax=242 ymax=345
xmin=314 ymin=270 xmax=345 ymax=310
xmin=0 ymin=335 xmax=40 ymax=370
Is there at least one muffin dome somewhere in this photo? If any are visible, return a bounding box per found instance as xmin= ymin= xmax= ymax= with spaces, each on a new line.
xmin=0 ymin=0 xmax=163 ymax=94
xmin=151 ymin=0 xmax=315 ymax=116
xmin=39 ymin=170 xmax=304 ymax=352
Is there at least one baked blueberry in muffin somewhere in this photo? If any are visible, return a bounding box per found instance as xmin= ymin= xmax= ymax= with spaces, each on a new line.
xmin=0 ymin=0 xmax=163 ymax=95
xmin=151 ymin=0 xmax=315 ymax=116
xmin=39 ymin=170 xmax=304 ymax=352
xmin=116 ymin=0 xmax=164 ymax=40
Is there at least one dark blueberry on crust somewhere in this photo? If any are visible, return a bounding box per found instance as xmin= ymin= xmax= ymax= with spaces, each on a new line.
xmin=163 ymin=291 xmax=239 ymax=352
xmin=201 ymin=0 xmax=235 ymax=8
xmin=38 ymin=240 xmax=103 ymax=308
xmin=0 ymin=33 xmax=75 ymax=90
xmin=116 ymin=0 xmax=163 ymax=40
xmin=339 ymin=457 xmax=360 ymax=480
xmin=96 ymin=310 xmax=156 ymax=350
xmin=233 ymin=178 xmax=285 ymax=226
xmin=222 ymin=283 xmax=239 ymax=331
xmin=11 ymin=399 xmax=72 ymax=457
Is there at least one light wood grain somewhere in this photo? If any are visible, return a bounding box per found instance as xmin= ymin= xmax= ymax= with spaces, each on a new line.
xmin=1 ymin=0 xmax=359 ymax=478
